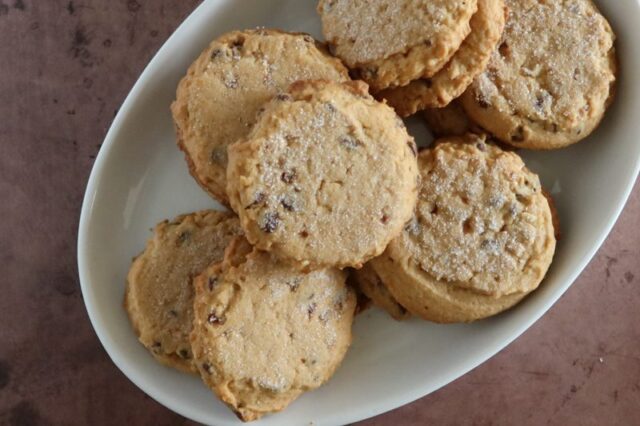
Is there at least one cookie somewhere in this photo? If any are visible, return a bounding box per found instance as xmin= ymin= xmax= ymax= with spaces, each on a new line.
xmin=542 ymin=189 xmax=561 ymax=241
xmin=171 ymin=29 xmax=349 ymax=205
xmin=379 ymin=0 xmax=506 ymax=116
xmin=423 ymin=100 xmax=485 ymax=138
xmin=124 ymin=210 xmax=242 ymax=373
xmin=460 ymin=0 xmax=617 ymax=149
xmin=191 ymin=237 xmax=356 ymax=421
xmin=318 ymin=0 xmax=478 ymax=91
xmin=226 ymin=80 xmax=419 ymax=269
xmin=352 ymin=264 xmax=409 ymax=321
xmin=371 ymin=135 xmax=556 ymax=323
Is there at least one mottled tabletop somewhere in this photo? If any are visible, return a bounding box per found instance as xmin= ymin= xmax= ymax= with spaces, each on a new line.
xmin=1 ymin=1 xmax=639 ymax=425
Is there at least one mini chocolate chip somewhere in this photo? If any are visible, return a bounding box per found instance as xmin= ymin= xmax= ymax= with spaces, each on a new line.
xmin=307 ymin=302 xmax=317 ymax=318
xmin=261 ymin=212 xmax=280 ymax=233
xmin=177 ymin=231 xmax=191 ymax=245
xmin=208 ymin=313 xmax=226 ymax=325
xmin=210 ymin=48 xmax=223 ymax=60
xmin=152 ymin=341 xmax=161 ymax=348
xmin=202 ymin=363 xmax=212 ymax=374
xmin=340 ymin=136 xmax=361 ymax=149
xmin=552 ymin=123 xmax=559 ymax=133
xmin=169 ymin=310 xmax=178 ymax=317
xmin=276 ymin=93 xmax=292 ymax=101
xmin=286 ymin=279 xmax=300 ymax=292
xmin=245 ymin=192 xmax=266 ymax=209
xmin=499 ymin=41 xmax=510 ymax=58
xmin=281 ymin=170 xmax=296 ymax=183
xmin=380 ymin=214 xmax=390 ymax=224
xmin=335 ymin=300 xmax=344 ymax=311
xmin=535 ymin=95 xmax=545 ymax=110
xmin=178 ymin=349 xmax=189 ymax=359
xmin=511 ymin=126 xmax=525 ymax=142
xmin=303 ymin=34 xmax=314 ymax=43
xmin=476 ymin=142 xmax=486 ymax=152
xmin=299 ymin=230 xmax=309 ymax=238
xmin=210 ymin=146 xmax=228 ymax=165
xmin=407 ymin=140 xmax=418 ymax=157
xmin=280 ymin=196 xmax=295 ymax=212
xmin=425 ymin=39 xmax=433 ymax=47
xmin=208 ymin=276 xmax=218 ymax=291
xmin=325 ymin=102 xmax=337 ymax=113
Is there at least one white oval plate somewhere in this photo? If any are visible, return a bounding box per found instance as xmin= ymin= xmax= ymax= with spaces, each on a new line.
xmin=78 ymin=1 xmax=640 ymax=425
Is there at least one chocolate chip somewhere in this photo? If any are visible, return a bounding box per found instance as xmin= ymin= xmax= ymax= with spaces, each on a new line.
xmin=169 ymin=310 xmax=178 ymax=317
xmin=425 ymin=39 xmax=433 ymax=47
xmin=208 ymin=276 xmax=218 ymax=291
xmin=280 ymin=196 xmax=295 ymax=212
xmin=177 ymin=231 xmax=191 ymax=245
xmin=202 ymin=363 xmax=212 ymax=374
xmin=303 ymin=34 xmax=314 ymax=43
xmin=407 ymin=140 xmax=418 ymax=157
xmin=476 ymin=142 xmax=486 ymax=152
xmin=535 ymin=95 xmax=545 ymax=110
xmin=261 ymin=212 xmax=280 ymax=233
xmin=325 ymin=102 xmax=337 ymax=113
xmin=152 ymin=341 xmax=162 ymax=348
xmin=208 ymin=312 xmax=226 ymax=325
xmin=335 ymin=300 xmax=344 ymax=311
xmin=307 ymin=302 xmax=317 ymax=318
xmin=380 ymin=214 xmax=390 ymax=224
xmin=498 ymin=41 xmax=510 ymax=58
xmin=299 ymin=230 xmax=309 ymax=238
xmin=178 ymin=349 xmax=190 ymax=359
xmin=245 ymin=192 xmax=266 ymax=209
xmin=286 ymin=279 xmax=300 ymax=292
xmin=340 ymin=136 xmax=361 ymax=150
xmin=511 ymin=126 xmax=525 ymax=142
xmin=276 ymin=93 xmax=292 ymax=101
xmin=210 ymin=48 xmax=223 ymax=60
xmin=281 ymin=170 xmax=296 ymax=183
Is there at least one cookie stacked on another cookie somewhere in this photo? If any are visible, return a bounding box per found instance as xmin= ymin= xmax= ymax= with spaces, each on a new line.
xmin=318 ymin=0 xmax=479 ymax=91
xmin=171 ymin=29 xmax=349 ymax=205
xmin=368 ymin=135 xmax=556 ymax=323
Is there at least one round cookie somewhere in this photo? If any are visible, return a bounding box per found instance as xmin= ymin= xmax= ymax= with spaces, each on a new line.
xmin=226 ymin=80 xmax=419 ymax=269
xmin=379 ymin=0 xmax=506 ymax=116
xmin=318 ymin=0 xmax=478 ymax=91
xmin=171 ymin=29 xmax=349 ymax=205
xmin=423 ymin=101 xmax=485 ymax=138
xmin=352 ymin=264 xmax=409 ymax=321
xmin=460 ymin=0 xmax=617 ymax=149
xmin=124 ymin=210 xmax=242 ymax=373
xmin=191 ymin=237 xmax=356 ymax=421
xmin=371 ymin=136 xmax=556 ymax=323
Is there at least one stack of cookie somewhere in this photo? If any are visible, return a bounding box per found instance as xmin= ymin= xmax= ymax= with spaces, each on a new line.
xmin=124 ymin=0 xmax=617 ymax=421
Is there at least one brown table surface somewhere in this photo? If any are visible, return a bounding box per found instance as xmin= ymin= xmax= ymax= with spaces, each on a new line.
xmin=1 ymin=1 xmax=639 ymax=425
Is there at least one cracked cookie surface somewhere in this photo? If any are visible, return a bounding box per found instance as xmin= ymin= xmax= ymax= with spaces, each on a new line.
xmin=371 ymin=135 xmax=556 ymax=323
xmin=191 ymin=237 xmax=355 ymax=421
xmin=171 ymin=29 xmax=349 ymax=205
xmin=226 ymin=80 xmax=419 ymax=269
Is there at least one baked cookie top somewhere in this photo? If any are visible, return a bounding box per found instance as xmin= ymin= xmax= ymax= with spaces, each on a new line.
xmin=124 ymin=210 xmax=241 ymax=373
xmin=191 ymin=237 xmax=355 ymax=422
xmin=171 ymin=29 xmax=349 ymax=205
xmin=226 ymin=80 xmax=419 ymax=269
xmin=461 ymin=0 xmax=616 ymax=149
xmin=352 ymin=264 xmax=409 ymax=321
xmin=318 ymin=0 xmax=477 ymax=66
xmin=379 ymin=0 xmax=506 ymax=115
xmin=371 ymin=135 xmax=556 ymax=322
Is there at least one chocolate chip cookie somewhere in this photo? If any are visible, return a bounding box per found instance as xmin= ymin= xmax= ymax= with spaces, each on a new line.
xmin=226 ymin=80 xmax=419 ymax=269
